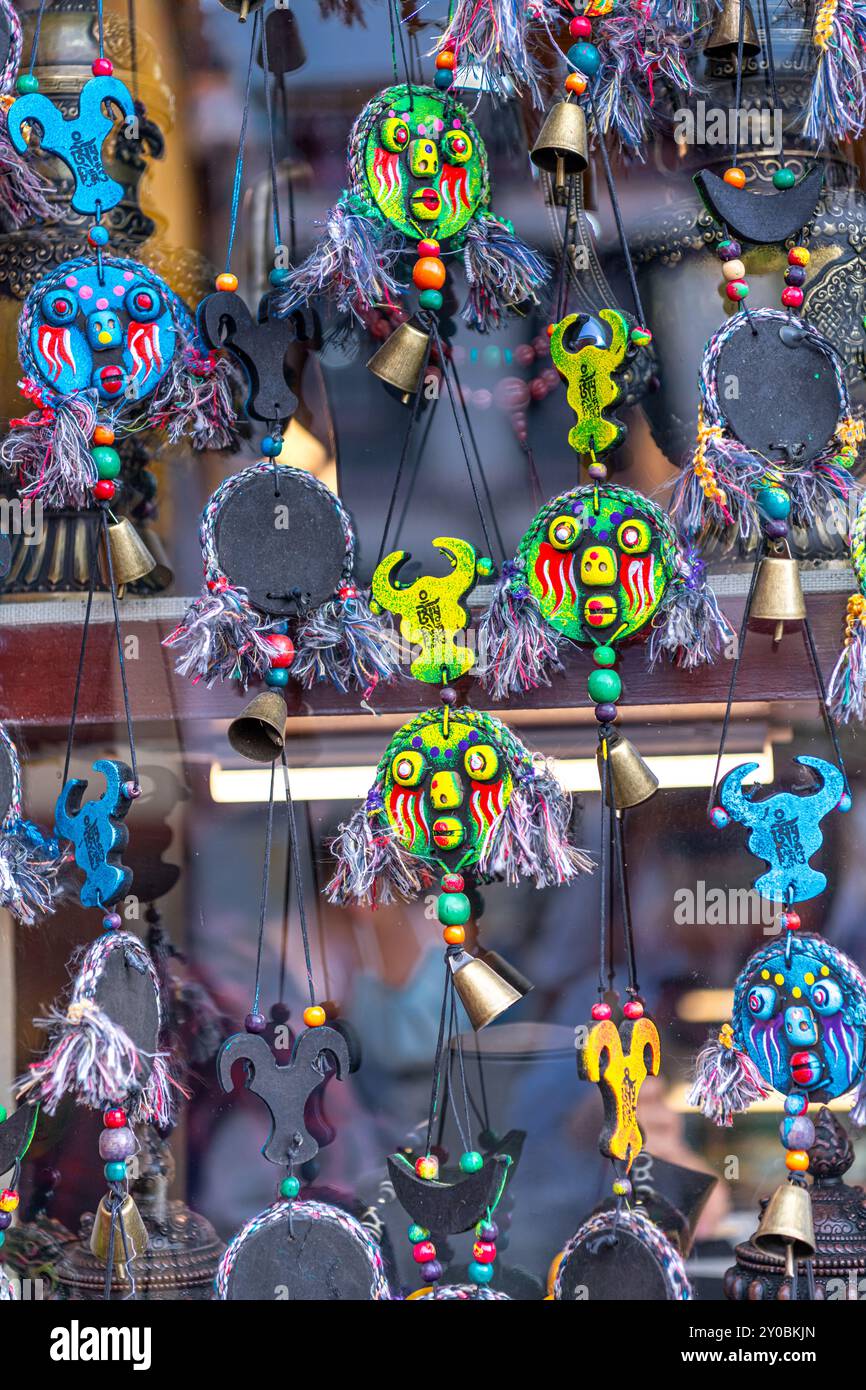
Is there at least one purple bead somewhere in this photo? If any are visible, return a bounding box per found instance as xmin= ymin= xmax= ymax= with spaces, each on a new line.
xmin=123 ymin=781 xmax=141 ymax=800
xmin=763 ymin=519 xmax=789 ymax=540
xmin=245 ymin=1012 xmax=267 ymax=1034
xmin=421 ymin=1260 xmax=443 ymax=1282
xmin=440 ymin=686 xmax=457 ymax=706
xmin=781 ymin=1115 xmax=815 ymax=1150
xmin=718 ymin=239 xmax=742 ymax=261
xmin=0 ymin=1212 xmax=11 ymax=1231
xmin=785 ymin=265 xmax=806 ymax=287
xmin=477 ymin=1220 xmax=499 ymax=1241
xmin=102 ymin=912 xmax=122 ymax=931
xmin=99 ymin=1125 xmax=136 ymax=1161
xmin=594 ymin=702 xmax=618 ymax=723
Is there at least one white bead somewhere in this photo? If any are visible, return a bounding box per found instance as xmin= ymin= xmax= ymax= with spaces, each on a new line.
xmin=722 ymin=259 xmax=746 ymax=281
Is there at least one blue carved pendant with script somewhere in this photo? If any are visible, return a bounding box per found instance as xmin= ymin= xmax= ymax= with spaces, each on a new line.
xmin=55 ymin=759 xmax=134 ymax=909
xmin=8 ymin=76 xmax=136 ymax=215
xmin=718 ymin=755 xmax=845 ymax=903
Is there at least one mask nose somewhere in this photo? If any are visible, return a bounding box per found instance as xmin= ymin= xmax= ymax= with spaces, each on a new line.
xmin=784 ymin=1005 xmax=818 ymax=1047
xmin=410 ymin=138 xmax=439 ymax=178
xmin=86 ymin=312 xmax=122 ymax=352
xmin=580 ymin=545 xmax=617 ymax=586
xmin=430 ymin=770 xmax=464 ymax=810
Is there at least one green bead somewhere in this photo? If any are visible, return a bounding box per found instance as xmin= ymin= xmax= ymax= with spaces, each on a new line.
xmin=408 ymin=1223 xmax=429 ymax=1243
xmin=587 ymin=668 xmax=622 ymax=703
xmin=459 ymin=1149 xmax=483 ymax=1173
xmin=476 ymin=556 xmax=494 ymax=578
xmin=16 ymin=74 xmax=38 ymax=94
xmin=437 ymin=891 xmax=471 ymax=926
xmin=0 ymin=1231 xmax=5 ymax=1248
xmin=280 ymin=1175 xmax=300 ymax=1199
xmin=0 ymin=1106 xmax=6 ymax=1124
xmin=104 ymin=1161 xmax=127 ymax=1182
xmin=419 ymin=289 xmax=443 ymax=311
xmin=773 ymin=167 xmax=796 ymax=189
xmin=92 ymin=445 xmax=121 ymax=480
xmin=757 ymin=486 xmax=791 ymax=519
xmin=592 ymin=645 xmax=616 ymax=668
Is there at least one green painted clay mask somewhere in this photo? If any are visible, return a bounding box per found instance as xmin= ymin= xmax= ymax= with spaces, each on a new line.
xmin=517 ymin=485 xmax=677 ymax=645
xmin=366 ymin=709 xmax=529 ymax=873
xmin=355 ymin=84 xmax=487 ymax=243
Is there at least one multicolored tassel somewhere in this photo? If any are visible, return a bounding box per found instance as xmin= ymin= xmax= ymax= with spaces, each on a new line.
xmin=588 ymin=1 xmax=699 ymax=152
xmin=648 ymin=545 xmax=733 ymax=669
xmin=0 ymin=387 xmax=99 ymax=509
xmin=687 ymin=1022 xmax=770 ymax=1127
xmin=0 ymin=724 xmax=63 ymax=926
xmin=292 ymin=583 xmax=400 ymax=698
xmin=273 ymin=196 xmax=404 ymax=322
xmin=461 ymin=213 xmax=548 ymax=332
xmin=479 ymin=761 xmax=593 ymax=887
xmin=803 ymin=0 xmax=866 ymax=145
xmin=146 ymin=341 xmax=237 ymax=450
xmin=0 ymin=0 xmax=51 ymax=230
xmin=829 ymin=493 xmax=866 ymax=722
xmin=477 ymin=562 xmax=565 ymax=699
xmin=326 ymin=800 xmax=433 ymax=907
xmin=436 ymin=0 xmax=560 ymax=107
xmin=163 ymin=578 xmax=274 ymax=689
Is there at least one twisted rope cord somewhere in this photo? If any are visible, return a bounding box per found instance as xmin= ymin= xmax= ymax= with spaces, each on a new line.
xmin=0 ymin=724 xmax=23 ymax=830
xmin=553 ymin=1206 xmax=692 ymax=1300
xmin=0 ymin=0 xmax=22 ymax=93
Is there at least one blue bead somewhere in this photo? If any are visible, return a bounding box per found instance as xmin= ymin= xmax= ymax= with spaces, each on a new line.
xmin=261 ymin=435 xmax=283 ymax=457
xmin=757 ymin=487 xmax=791 ymax=519
xmin=468 ymin=1260 xmax=494 ymax=1284
xmin=568 ymin=41 xmax=600 ymax=77
xmin=785 ymin=1092 xmax=807 ymax=1116
xmin=0 ymin=1231 xmax=5 ymax=1248
xmin=434 ymin=69 xmax=454 ymax=90
xmin=265 ymin=668 xmax=290 ymax=688
xmin=710 ymin=806 xmax=730 ymax=829
xmin=838 ymin=790 xmax=853 ymax=813
xmin=88 ymin=225 xmax=109 ymax=246
xmin=104 ymin=1161 xmax=127 ymax=1182
xmin=269 ymin=267 xmax=291 ymax=286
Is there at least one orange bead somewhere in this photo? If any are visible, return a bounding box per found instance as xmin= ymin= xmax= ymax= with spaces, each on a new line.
xmin=785 ymin=1150 xmax=810 ymax=1172
xmin=216 ymin=272 xmax=239 ymax=292
xmin=443 ymin=925 xmax=465 ymax=945
xmin=436 ymin=50 xmax=457 ymax=70
xmin=412 ymin=256 xmax=446 ymax=291
xmin=303 ymin=1005 xmax=326 ymax=1028
xmin=723 ymin=167 xmax=746 ymax=188
xmin=565 ymin=73 xmax=588 ymax=96
xmin=546 ymin=322 xmax=556 ymax=336
xmin=93 ymin=425 xmax=115 ymax=446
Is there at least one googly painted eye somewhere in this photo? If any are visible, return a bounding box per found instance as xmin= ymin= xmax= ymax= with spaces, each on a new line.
xmin=380 ymin=118 xmax=411 ymax=153
xmin=547 ymin=515 xmax=578 ymax=551
xmin=809 ymin=978 xmax=843 ymax=1015
xmin=124 ymin=282 xmax=161 ymax=323
xmin=464 ymin=743 xmax=499 ymax=781
xmin=443 ymin=130 xmax=473 ymax=165
xmin=617 ymin=518 xmax=652 ymax=554
xmin=392 ymin=750 xmax=425 ymax=787
xmin=747 ymin=985 xmax=778 ymax=1021
xmin=43 ymin=291 xmax=78 ymax=326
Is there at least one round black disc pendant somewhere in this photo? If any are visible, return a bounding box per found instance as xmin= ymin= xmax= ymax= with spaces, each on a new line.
xmin=93 ymin=939 xmax=161 ymax=1087
xmin=716 ymin=316 xmax=841 ymax=467
xmin=557 ymin=1225 xmax=673 ymax=1300
xmin=213 ymin=468 xmax=347 ymax=619
xmin=221 ymin=1202 xmax=391 ymax=1301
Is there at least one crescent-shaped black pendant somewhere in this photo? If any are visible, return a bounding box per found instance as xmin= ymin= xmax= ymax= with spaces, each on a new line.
xmin=387 ymin=1149 xmax=511 ymax=1236
xmin=0 ymin=1103 xmax=37 ymax=1178
xmin=694 ymin=167 xmax=824 ymax=245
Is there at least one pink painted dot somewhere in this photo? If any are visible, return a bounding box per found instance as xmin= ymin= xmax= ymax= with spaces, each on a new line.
xmin=79 ymin=285 xmax=93 ymax=300
xmin=96 ymin=297 xmax=109 ymax=309
xmin=417 ymin=123 xmax=426 ymax=135
xmin=434 ymin=119 xmax=444 ymax=131
xmin=65 ymin=275 xmax=78 ymax=288
xmin=123 ymin=270 xmax=134 ymax=281
xmin=388 ymin=109 xmax=396 ymax=117
xmin=452 ymin=119 xmax=462 ymax=129
xmin=113 ymin=284 xmax=124 ymax=297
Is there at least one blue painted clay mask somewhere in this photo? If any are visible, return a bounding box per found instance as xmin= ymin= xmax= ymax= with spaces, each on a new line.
xmin=734 ymin=935 xmax=866 ymax=1103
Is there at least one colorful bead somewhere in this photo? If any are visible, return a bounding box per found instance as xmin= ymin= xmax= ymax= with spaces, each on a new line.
xmin=0 ymin=1190 xmax=19 ymax=1213
xmin=265 ymin=667 xmax=289 ymax=688
xmin=418 ymin=289 xmax=443 ymax=311
xmin=436 ymin=50 xmax=457 ymax=70
xmin=587 ymin=668 xmax=621 ymax=703
xmin=269 ymin=267 xmax=291 ymax=286
xmin=722 ymin=259 xmax=746 ymax=282
xmin=437 ymin=891 xmax=471 ymax=925
xmin=781 ymin=1115 xmax=815 ymax=1150
xmin=594 ymin=702 xmax=618 ymax=723
xmin=102 ymin=912 xmax=121 ymax=931
xmin=570 ymin=16 xmax=593 ymax=37
xmin=92 ymin=445 xmax=121 ymax=479
xmin=413 ymin=256 xmax=446 ymax=291
xmin=413 ymin=1240 xmax=437 ymax=1263
xmin=785 ymin=1093 xmax=808 ymax=1116
xmin=623 ymin=999 xmax=644 ymax=1019
xmin=265 ymin=633 xmax=295 ymax=668
xmin=781 ymin=910 xmax=801 ymax=932
xmin=93 ymin=480 xmax=116 ymax=501
xmin=838 ymin=790 xmax=853 ymax=813
xmin=788 ymin=246 xmax=810 ymax=267
xmin=88 ymin=225 xmax=110 ymax=247
xmin=441 ymin=873 xmax=465 ymax=892
xmin=443 ymin=925 xmax=465 ymax=946
xmin=468 ymin=1260 xmax=494 ymax=1284
xmin=477 ymin=557 xmax=494 ymax=577
xmin=630 ymin=326 xmax=652 ymax=347
xmin=420 ymin=1260 xmax=443 ymax=1282
xmin=245 ymin=1011 xmax=267 ymax=1033
xmin=303 ymin=1005 xmax=327 ymax=1028
xmin=434 ymin=69 xmax=454 ymax=90
xmin=472 ymin=1240 xmax=497 ymax=1263
xmin=0 ymin=1213 xmax=11 ymax=1231
xmin=568 ymin=42 xmax=601 ymax=77
xmin=459 ymin=1150 xmax=484 ymax=1173
xmin=723 ymin=167 xmax=746 ymax=188
xmin=99 ymin=1127 xmax=135 ymax=1161
xmin=417 ymin=238 xmax=441 ymax=257
xmin=92 ymin=58 xmax=114 ymax=76
xmin=476 ymin=1220 xmax=498 ymax=1241
xmin=93 ymin=425 xmax=115 ymax=446
xmin=415 ymin=1154 xmax=439 ymax=1180
xmin=0 ymin=1107 xmax=6 ymax=1124
xmin=104 ymin=1108 xmax=127 ymax=1128
xmin=758 ymin=487 xmax=791 ymax=519
xmin=718 ymin=238 xmax=742 ymax=261
xmin=280 ymin=1175 xmax=300 ymax=1199
xmin=587 ymin=461 xmax=608 ymax=481
xmin=104 ymin=1161 xmax=127 ymax=1182
xmin=16 ymin=74 xmax=38 ymax=94
xmin=591 ymin=1001 xmax=612 ymax=1020
xmin=785 ymin=265 xmax=806 ymax=287
xmin=772 ymin=167 xmax=795 ymax=189
xmin=565 ymin=72 xmax=588 ymax=96
xmin=216 ymin=272 xmax=239 ymax=292
xmin=612 ymin=1178 xmax=632 ymax=1197
xmin=785 ymin=1150 xmax=810 ymax=1172
xmin=710 ymin=806 xmax=730 ymax=828
xmin=725 ymin=281 xmax=749 ymax=301
xmin=261 ymin=434 xmax=283 ymax=457
xmin=408 ymin=1224 xmax=429 ymax=1243
xmin=781 ymin=286 xmax=804 ymax=309
xmin=592 ymin=645 xmax=616 ymax=667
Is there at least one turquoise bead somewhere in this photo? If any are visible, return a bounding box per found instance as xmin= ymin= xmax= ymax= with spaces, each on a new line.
xmin=0 ymin=1106 xmax=6 ymax=1124
xmin=280 ymin=1175 xmax=300 ymax=1198
xmin=468 ymin=1260 xmax=494 ymax=1284
xmin=459 ymin=1150 xmax=483 ymax=1174
xmin=587 ymin=668 xmax=622 ymax=704
xmin=437 ymin=891 xmax=471 ymax=926
xmin=434 ymin=69 xmax=453 ymax=90
xmin=269 ymin=267 xmax=291 ymax=286
xmin=104 ymin=1161 xmax=127 ymax=1181
xmin=419 ymin=288 xmax=443 ymax=311
xmin=757 ymin=486 xmax=790 ymax=519
xmin=568 ymin=42 xmax=600 ymax=77
xmin=773 ymin=168 xmax=796 ymax=189
xmin=261 ymin=435 xmax=282 ymax=457
xmin=16 ymin=74 xmax=38 ymax=94
xmin=92 ymin=445 xmax=121 ymax=480
xmin=265 ymin=667 xmax=290 ymax=688
xmin=88 ymin=225 xmax=110 ymax=246
xmin=408 ymin=1223 xmax=429 ymax=1244
xmin=0 ymin=1231 xmax=5 ymax=1249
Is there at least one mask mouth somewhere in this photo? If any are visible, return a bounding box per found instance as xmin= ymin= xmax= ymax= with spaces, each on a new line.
xmin=789 ymin=1048 xmax=823 ymax=1089
xmin=585 ymin=594 xmax=618 ymax=628
xmin=411 ymin=187 xmax=442 ymax=219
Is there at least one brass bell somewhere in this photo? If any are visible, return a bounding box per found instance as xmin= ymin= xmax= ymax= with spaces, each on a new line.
xmin=530 ymin=101 xmax=588 ymax=189
xmin=704 ymin=0 xmax=760 ymax=58
xmin=753 ymin=1180 xmax=816 ymax=1281
xmin=448 ymin=948 xmax=524 ymax=1030
xmin=598 ymin=731 xmax=659 ymax=809
xmin=218 ymin=0 xmax=265 ymax=19
xmin=750 ymin=555 xmax=806 ymax=644
xmin=477 ymin=949 xmax=534 ymax=1000
xmin=227 ymin=690 xmax=288 ymax=763
xmin=367 ymin=319 xmax=431 ymax=402
xmin=98 ymin=519 xmax=157 ymax=595
xmin=90 ymin=1193 xmax=149 ymax=1267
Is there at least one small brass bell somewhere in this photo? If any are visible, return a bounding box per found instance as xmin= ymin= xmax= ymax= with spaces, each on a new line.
xmin=448 ymin=948 xmax=523 ymax=1030
xmin=530 ymin=101 xmax=588 ymax=190
xmin=753 ymin=1180 xmax=816 ymax=1281
xmin=218 ymin=0 xmax=265 ymax=19
xmin=704 ymin=0 xmax=760 ymax=58
xmin=98 ymin=519 xmax=157 ymax=595
xmin=477 ymin=948 xmax=534 ymax=1000
xmin=750 ymin=554 xmax=806 ymax=644
xmin=367 ymin=319 xmax=431 ymax=402
xmin=90 ymin=1193 xmax=149 ymax=1267
xmin=227 ymin=690 xmax=288 ymax=763
xmin=598 ymin=731 xmax=659 ymax=809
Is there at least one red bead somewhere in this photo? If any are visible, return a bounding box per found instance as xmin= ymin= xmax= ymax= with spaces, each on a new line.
xmin=623 ymin=1000 xmax=644 ymax=1019
xmin=104 ymin=1108 xmax=127 ymax=1128
xmin=92 ymin=58 xmax=113 ymax=76
xmin=783 ymin=910 xmax=801 ymax=932
xmin=472 ymin=1240 xmax=496 ymax=1263
xmin=725 ymin=281 xmax=748 ymax=302
xmin=591 ymin=1002 xmax=611 ymax=1021
xmin=781 ymin=286 xmax=804 ymax=309
xmin=265 ymin=633 xmax=295 ymax=668
xmin=442 ymin=873 xmax=464 ymax=892
xmin=417 ymin=239 xmax=440 ymax=257
xmin=412 ymin=1240 xmax=437 ymax=1263
xmin=569 ymin=16 xmax=592 ymax=37
xmin=93 ymin=480 xmax=115 ymax=501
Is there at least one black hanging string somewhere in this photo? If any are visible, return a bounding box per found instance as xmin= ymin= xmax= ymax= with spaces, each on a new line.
xmin=375 ymin=332 xmax=434 ymax=567
xmin=100 ymin=510 xmax=139 ymax=791
xmin=391 ymin=389 xmax=441 ymax=550
xmin=279 ymin=750 xmax=317 ymax=1009
xmin=555 ymin=175 xmax=578 ymax=323
xmin=442 ymin=347 xmax=508 ymax=562
xmin=261 ymin=8 xmax=283 ymax=260
xmin=597 ymin=732 xmax=612 ymax=999
xmin=429 ymin=318 xmax=499 ymax=560
xmin=127 ymin=0 xmax=139 ymax=103
xmin=251 ymin=761 xmax=277 ymax=1019
xmin=388 ymin=0 xmax=414 ymax=105
xmin=587 ymin=88 xmax=647 ymax=328
xmin=759 ymin=0 xmax=779 ymax=114
xmin=225 ymin=12 xmax=261 ymax=275
xmin=27 ymin=0 xmax=47 ymax=73
xmin=424 ymin=958 xmax=453 ymax=1156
